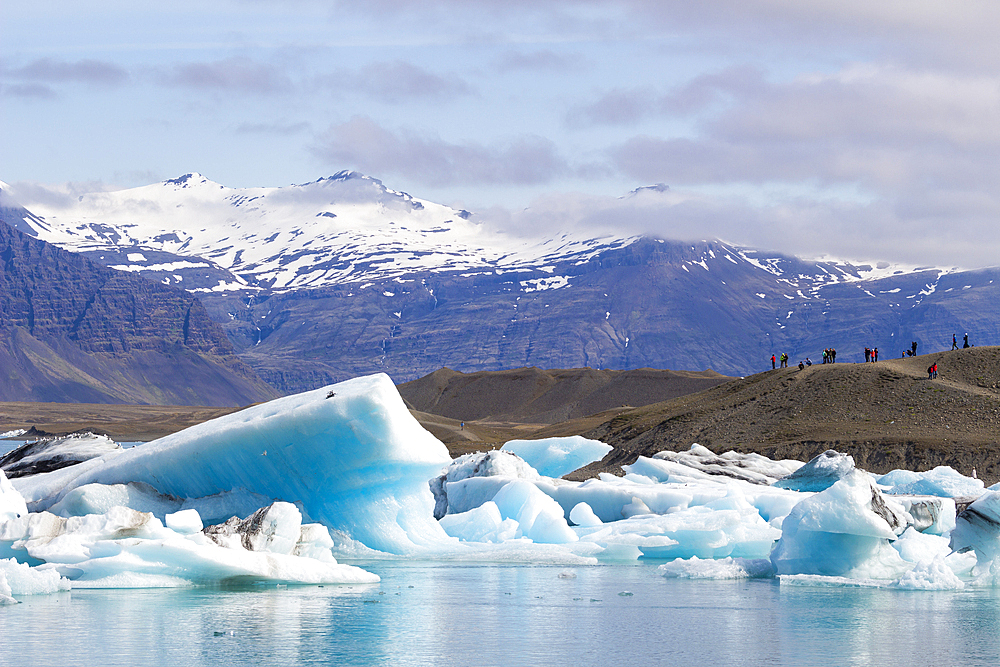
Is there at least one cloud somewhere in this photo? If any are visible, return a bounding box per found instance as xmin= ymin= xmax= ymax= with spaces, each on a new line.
xmin=567 ymin=68 xmax=763 ymax=128
xmin=0 ymin=83 xmax=57 ymax=99
xmin=162 ymin=57 xmax=293 ymax=94
xmin=312 ymin=116 xmax=574 ymax=186
xmin=4 ymin=58 xmax=129 ymax=86
xmin=608 ymin=64 xmax=1000 ymax=191
xmin=319 ymin=61 xmax=472 ymax=103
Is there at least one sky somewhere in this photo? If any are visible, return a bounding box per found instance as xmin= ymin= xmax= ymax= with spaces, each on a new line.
xmin=3 ymin=0 xmax=1000 ymax=268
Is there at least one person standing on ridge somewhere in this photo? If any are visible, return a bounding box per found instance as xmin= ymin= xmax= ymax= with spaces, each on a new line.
xmin=874 ymin=347 xmax=878 ymax=362
xmin=864 ymin=347 xmax=870 ymax=363
xmin=964 ymin=333 xmax=970 ymax=348
xmin=952 ymin=334 xmax=958 ymax=350
xmin=911 ymin=341 xmax=918 ymax=356
xmin=771 ymin=354 xmax=776 ymax=370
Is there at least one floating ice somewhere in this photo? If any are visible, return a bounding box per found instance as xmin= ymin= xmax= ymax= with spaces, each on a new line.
xmin=877 ymin=466 xmax=985 ymax=498
xmin=430 ymin=450 xmax=539 ymax=519
xmin=501 ymin=436 xmax=611 ymax=478
xmin=949 ymin=490 xmax=1000 ymax=562
xmin=569 ymin=502 xmax=603 ymax=527
xmin=770 ymin=470 xmax=911 ymax=579
xmin=0 ymin=469 xmax=27 ymax=523
xmin=0 ymin=557 xmax=69 ymax=603
xmin=13 ymin=374 xmax=452 ymax=555
xmin=4 ymin=374 xmax=1000 ymax=591
xmin=0 ymin=501 xmax=378 ymax=592
xmin=0 ymin=433 xmax=121 ymax=478
xmin=650 ymin=444 xmax=803 ymax=485
xmin=658 ymin=556 xmax=774 ymax=579
xmin=773 ymin=450 xmax=856 ymax=492
xmin=492 ymin=480 xmax=578 ymax=544
xmin=438 ymin=501 xmax=518 ymax=543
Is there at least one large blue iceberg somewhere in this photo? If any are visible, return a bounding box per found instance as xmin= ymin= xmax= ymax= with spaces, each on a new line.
xmin=2 ymin=373 xmax=999 ymax=600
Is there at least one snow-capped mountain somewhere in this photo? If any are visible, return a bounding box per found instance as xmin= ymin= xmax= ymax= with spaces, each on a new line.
xmin=4 ymin=173 xmax=999 ymax=394
xmin=4 ymin=172 xmax=636 ymax=293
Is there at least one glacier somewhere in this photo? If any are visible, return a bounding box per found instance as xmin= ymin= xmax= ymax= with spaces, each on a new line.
xmin=3 ymin=372 xmax=1000 ymax=602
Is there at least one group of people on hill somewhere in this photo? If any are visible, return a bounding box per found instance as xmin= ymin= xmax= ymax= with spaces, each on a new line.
xmin=770 ymin=332 xmax=978 ymax=373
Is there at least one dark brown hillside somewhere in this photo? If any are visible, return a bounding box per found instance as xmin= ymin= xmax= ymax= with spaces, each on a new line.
xmin=0 ymin=220 xmax=279 ymax=406
xmin=573 ymin=347 xmax=1000 ymax=485
xmin=397 ymin=366 xmax=731 ymax=424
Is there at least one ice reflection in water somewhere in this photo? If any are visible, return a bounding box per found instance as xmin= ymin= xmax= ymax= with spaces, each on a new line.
xmin=2 ymin=563 xmax=1000 ymax=666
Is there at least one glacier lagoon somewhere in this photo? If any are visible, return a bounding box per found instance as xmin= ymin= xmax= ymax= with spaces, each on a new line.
xmin=4 ymin=562 xmax=1000 ymax=666
xmin=0 ymin=562 xmax=1000 ymax=667
xmin=4 ymin=373 xmax=1000 ymax=664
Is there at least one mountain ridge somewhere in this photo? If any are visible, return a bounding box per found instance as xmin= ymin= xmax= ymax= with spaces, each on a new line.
xmin=5 ymin=174 xmax=1000 ymax=395
xmin=0 ymin=219 xmax=280 ymax=405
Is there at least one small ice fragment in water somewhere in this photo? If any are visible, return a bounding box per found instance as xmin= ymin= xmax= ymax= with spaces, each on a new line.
xmin=618 ymin=591 xmax=634 ymax=597
xmin=558 ymin=571 xmax=577 ymax=579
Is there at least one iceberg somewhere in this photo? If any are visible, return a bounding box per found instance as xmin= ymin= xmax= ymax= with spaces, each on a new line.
xmin=650 ymin=444 xmax=803 ymax=485
xmin=0 ymin=433 xmax=121 ymax=479
xmin=773 ymin=450 xmax=856 ymax=492
xmin=770 ymin=470 xmax=911 ymax=579
xmin=877 ymin=466 xmax=985 ymax=498
xmin=0 ymin=498 xmax=378 ymax=588
xmin=500 ymin=436 xmax=611 ymax=478
xmin=3 ymin=370 xmax=1000 ymax=596
xmin=13 ymin=374 xmax=453 ymax=555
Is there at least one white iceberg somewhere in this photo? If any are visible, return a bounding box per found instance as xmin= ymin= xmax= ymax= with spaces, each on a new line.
xmin=770 ymin=470 xmax=911 ymax=579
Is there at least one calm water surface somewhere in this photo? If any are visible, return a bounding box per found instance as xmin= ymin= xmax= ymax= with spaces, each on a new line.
xmin=3 ymin=561 xmax=1000 ymax=666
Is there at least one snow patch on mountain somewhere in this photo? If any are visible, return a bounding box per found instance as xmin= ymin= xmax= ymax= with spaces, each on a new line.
xmin=5 ymin=173 xmax=636 ymax=292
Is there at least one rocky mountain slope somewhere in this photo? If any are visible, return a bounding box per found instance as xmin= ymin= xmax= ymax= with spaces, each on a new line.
xmin=0 ymin=219 xmax=280 ymax=405
xmin=6 ymin=174 xmax=1000 ymax=395
xmin=572 ymin=346 xmax=1000 ymax=485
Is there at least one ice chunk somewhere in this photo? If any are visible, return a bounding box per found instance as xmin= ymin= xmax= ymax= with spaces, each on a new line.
xmin=658 ymin=556 xmax=774 ymax=579
xmin=294 ymin=524 xmax=336 ymax=562
xmin=890 ymin=555 xmax=965 ymax=590
xmin=949 ymin=490 xmax=1000 ymax=562
xmin=165 ymin=509 xmax=203 ymax=534
xmin=47 ymin=481 xmax=181 ymax=519
xmin=621 ymin=497 xmax=652 ymax=518
xmin=0 ymin=557 xmax=69 ymax=603
xmin=438 ymin=501 xmax=518 ymax=543
xmin=1 ymin=504 xmax=378 ymax=587
xmin=771 ymin=470 xmax=911 ymax=579
xmin=492 ymin=480 xmax=578 ymax=544
xmin=429 ymin=450 xmax=538 ymax=519
xmin=569 ymin=502 xmax=603 ymax=527
xmin=650 ymin=444 xmax=803 ymax=485
xmin=574 ymin=490 xmax=781 ymax=560
xmin=204 ymin=502 xmax=302 ymax=555
xmin=0 ymin=433 xmax=121 ymax=479
xmin=877 ymin=466 xmax=985 ymax=498
xmin=501 ymin=436 xmax=611 ymax=478
xmin=773 ymin=450 xmax=856 ymax=492
xmin=892 ymin=496 xmax=956 ymax=535
xmin=13 ymin=375 xmax=452 ymax=555
xmin=0 ymin=469 xmax=27 ymax=523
